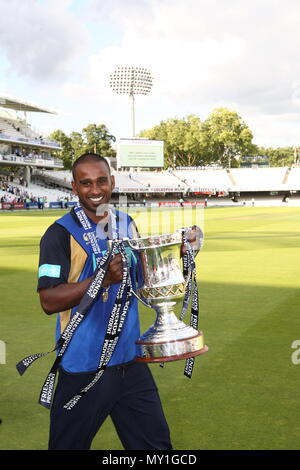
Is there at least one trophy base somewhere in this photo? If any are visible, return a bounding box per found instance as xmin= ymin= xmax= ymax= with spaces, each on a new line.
xmin=135 ymin=331 xmax=208 ymax=363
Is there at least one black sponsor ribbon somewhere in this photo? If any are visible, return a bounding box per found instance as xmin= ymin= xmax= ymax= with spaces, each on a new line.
xmin=160 ymin=230 xmax=200 ymax=377
xmin=180 ymin=232 xmax=200 ymax=379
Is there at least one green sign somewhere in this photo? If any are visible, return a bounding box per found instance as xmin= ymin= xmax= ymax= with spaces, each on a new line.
xmin=117 ymin=139 xmax=164 ymax=168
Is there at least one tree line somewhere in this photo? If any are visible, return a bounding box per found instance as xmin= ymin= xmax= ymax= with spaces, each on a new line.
xmin=49 ymin=108 xmax=299 ymax=169
xmin=48 ymin=124 xmax=116 ymax=169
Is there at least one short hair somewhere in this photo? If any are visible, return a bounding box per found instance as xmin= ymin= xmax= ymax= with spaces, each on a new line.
xmin=72 ymin=153 xmax=111 ymax=180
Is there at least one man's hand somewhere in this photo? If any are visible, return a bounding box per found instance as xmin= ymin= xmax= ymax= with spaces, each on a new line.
xmin=180 ymin=226 xmax=203 ymax=257
xmin=102 ymin=254 xmax=123 ymax=287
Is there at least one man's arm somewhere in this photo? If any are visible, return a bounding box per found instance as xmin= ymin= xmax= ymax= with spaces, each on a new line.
xmin=39 ymin=277 xmax=92 ymax=315
xmin=39 ymin=254 xmax=123 ymax=315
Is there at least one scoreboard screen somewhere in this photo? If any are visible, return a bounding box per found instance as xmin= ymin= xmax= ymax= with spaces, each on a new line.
xmin=117 ymin=138 xmax=164 ymax=168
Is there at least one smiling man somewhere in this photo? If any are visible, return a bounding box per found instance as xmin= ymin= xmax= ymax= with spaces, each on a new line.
xmin=71 ymin=154 xmax=114 ymax=220
xmin=37 ymin=153 xmax=172 ymax=450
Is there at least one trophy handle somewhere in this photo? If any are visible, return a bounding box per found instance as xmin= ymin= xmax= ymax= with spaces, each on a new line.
xmin=125 ymin=239 xmax=140 ymax=250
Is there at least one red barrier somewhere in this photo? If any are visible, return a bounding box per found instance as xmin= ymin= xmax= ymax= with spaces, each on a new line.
xmin=158 ymin=201 xmax=205 ymax=207
xmin=1 ymin=202 xmax=25 ymax=210
xmin=183 ymin=201 xmax=205 ymax=206
xmin=13 ymin=202 xmax=25 ymax=209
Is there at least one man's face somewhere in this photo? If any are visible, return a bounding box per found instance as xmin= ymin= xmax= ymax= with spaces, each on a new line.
xmin=72 ymin=160 xmax=115 ymax=220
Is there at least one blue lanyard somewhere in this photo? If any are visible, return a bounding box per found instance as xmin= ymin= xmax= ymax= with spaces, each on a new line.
xmin=74 ymin=205 xmax=118 ymax=265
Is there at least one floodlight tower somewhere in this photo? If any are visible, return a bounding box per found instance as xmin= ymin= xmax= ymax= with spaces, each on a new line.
xmin=109 ymin=66 xmax=153 ymax=137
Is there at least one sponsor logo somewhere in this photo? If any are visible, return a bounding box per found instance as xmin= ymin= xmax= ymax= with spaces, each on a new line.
xmin=87 ymin=275 xmax=104 ymax=299
xmin=38 ymin=264 xmax=61 ymax=279
xmin=191 ymin=294 xmax=198 ymax=314
xmin=87 ymin=232 xmax=101 ymax=254
xmin=184 ymin=357 xmax=194 ymax=377
xmin=61 ymin=312 xmax=84 ymax=346
xmin=64 ymin=394 xmax=82 ymax=410
xmin=22 ymin=353 xmax=45 ymax=368
xmin=99 ymin=338 xmax=118 ymax=365
xmin=76 ymin=210 xmax=91 ymax=230
xmin=190 ymin=313 xmax=198 ymax=330
xmin=40 ymin=373 xmax=56 ymax=405
xmin=82 ymin=370 xmax=105 ymax=393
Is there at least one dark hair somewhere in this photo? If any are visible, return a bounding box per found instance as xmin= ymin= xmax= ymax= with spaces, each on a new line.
xmin=72 ymin=153 xmax=111 ymax=179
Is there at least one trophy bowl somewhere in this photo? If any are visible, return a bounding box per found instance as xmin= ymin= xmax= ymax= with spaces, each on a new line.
xmin=124 ymin=230 xmax=208 ymax=363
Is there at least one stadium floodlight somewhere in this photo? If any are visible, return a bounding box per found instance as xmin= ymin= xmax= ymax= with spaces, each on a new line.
xmin=109 ymin=66 xmax=153 ymax=137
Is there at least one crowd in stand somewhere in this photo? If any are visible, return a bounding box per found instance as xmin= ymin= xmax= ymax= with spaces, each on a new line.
xmin=0 ymin=150 xmax=46 ymax=161
xmin=0 ymin=175 xmax=76 ymax=210
xmin=14 ymin=149 xmax=42 ymax=158
xmin=0 ymin=175 xmax=45 ymax=206
xmin=0 ymin=180 xmax=46 ymax=206
xmin=0 ymin=132 xmax=59 ymax=149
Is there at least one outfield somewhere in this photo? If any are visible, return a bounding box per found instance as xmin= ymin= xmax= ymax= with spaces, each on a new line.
xmin=0 ymin=206 xmax=300 ymax=450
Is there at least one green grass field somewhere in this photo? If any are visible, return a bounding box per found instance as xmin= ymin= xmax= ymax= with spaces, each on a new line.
xmin=1 ymin=206 xmax=300 ymax=450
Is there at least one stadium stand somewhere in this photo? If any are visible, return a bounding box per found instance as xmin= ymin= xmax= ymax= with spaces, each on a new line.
xmin=174 ymin=168 xmax=232 ymax=192
xmin=122 ymin=170 xmax=186 ymax=192
xmin=1 ymin=93 xmax=299 ymax=209
xmin=0 ymin=96 xmax=62 ymax=185
xmin=1 ymin=165 xmax=300 ymax=209
xmin=228 ymin=167 xmax=289 ymax=191
xmin=0 ymin=117 xmax=21 ymax=140
xmin=0 ymin=169 xmax=75 ymax=207
xmin=38 ymin=169 xmax=186 ymax=193
xmin=172 ymin=167 xmax=300 ymax=193
xmin=34 ymin=170 xmax=73 ymax=190
xmin=39 ymin=170 xmax=147 ymax=190
xmin=0 ymin=112 xmax=59 ymax=149
xmin=30 ymin=166 xmax=300 ymax=195
xmin=42 ymin=170 xmax=72 ymax=182
xmin=114 ymin=172 xmax=145 ymax=190
xmin=284 ymin=167 xmax=300 ymax=188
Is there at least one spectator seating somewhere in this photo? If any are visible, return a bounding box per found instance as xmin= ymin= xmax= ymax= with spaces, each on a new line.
xmin=174 ymin=168 xmax=232 ymax=191
xmin=124 ymin=171 xmax=184 ymax=191
xmin=229 ymin=167 xmax=289 ymax=191
xmin=285 ymin=168 xmax=300 ymax=189
xmin=31 ymin=166 xmax=300 ymax=195
xmin=0 ymin=179 xmax=75 ymax=204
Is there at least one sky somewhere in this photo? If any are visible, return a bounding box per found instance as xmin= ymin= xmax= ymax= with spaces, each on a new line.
xmin=1 ymin=0 xmax=300 ymax=148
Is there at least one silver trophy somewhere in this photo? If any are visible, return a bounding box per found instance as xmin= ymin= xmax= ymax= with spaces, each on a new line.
xmin=123 ymin=227 xmax=208 ymax=363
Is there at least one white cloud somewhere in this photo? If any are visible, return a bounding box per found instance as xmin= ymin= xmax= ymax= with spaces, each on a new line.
xmin=83 ymin=1 xmax=300 ymax=107
xmin=0 ymin=0 xmax=89 ymax=82
xmin=64 ymin=0 xmax=246 ymax=105
xmin=2 ymin=0 xmax=300 ymax=147
xmin=247 ymin=113 xmax=300 ymax=148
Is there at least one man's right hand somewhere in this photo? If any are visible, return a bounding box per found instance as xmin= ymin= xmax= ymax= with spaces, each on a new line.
xmin=102 ymin=254 xmax=123 ymax=287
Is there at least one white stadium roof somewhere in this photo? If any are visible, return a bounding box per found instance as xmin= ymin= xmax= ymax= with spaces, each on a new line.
xmin=0 ymin=94 xmax=58 ymax=114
